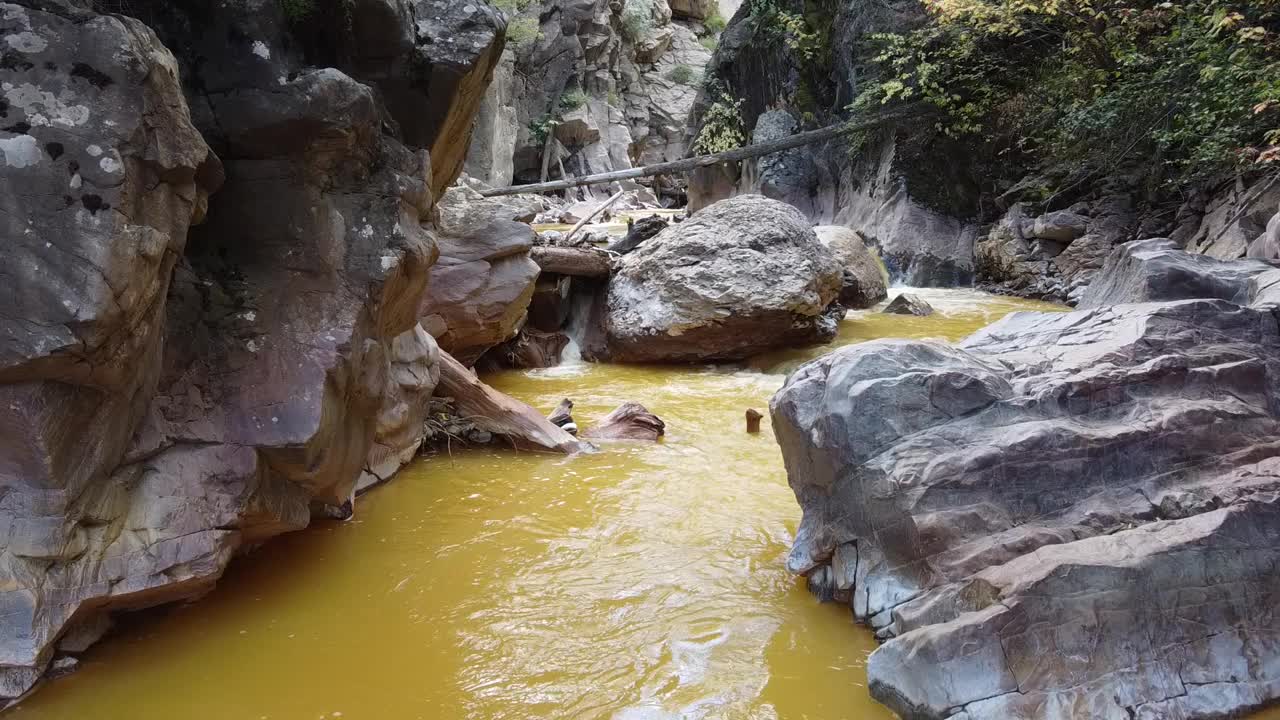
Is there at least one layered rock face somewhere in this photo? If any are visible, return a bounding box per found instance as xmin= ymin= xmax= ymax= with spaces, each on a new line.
xmin=0 ymin=0 xmax=505 ymax=698
xmin=464 ymin=0 xmax=717 ymax=193
xmin=1080 ymin=238 xmax=1276 ymax=309
xmin=601 ymin=195 xmax=841 ymax=362
xmin=772 ymin=244 xmax=1280 ymax=719
xmin=0 ymin=2 xmax=221 ymax=696
xmin=420 ymin=185 xmax=540 ymax=365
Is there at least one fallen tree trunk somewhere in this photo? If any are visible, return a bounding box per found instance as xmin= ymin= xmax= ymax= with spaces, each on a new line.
xmin=436 ymin=351 xmax=594 ymax=454
xmin=479 ymin=109 xmax=919 ymax=198
xmin=530 ymin=245 xmax=615 ymax=277
xmin=564 ymin=189 xmax=625 ymax=243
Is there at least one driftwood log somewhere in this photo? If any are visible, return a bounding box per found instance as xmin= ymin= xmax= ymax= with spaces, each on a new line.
xmin=530 ymin=245 xmax=615 ymax=277
xmin=564 ymin=190 xmax=625 ymax=243
xmin=583 ymin=402 xmax=666 ymax=441
xmin=437 ymin=351 xmax=593 ymax=453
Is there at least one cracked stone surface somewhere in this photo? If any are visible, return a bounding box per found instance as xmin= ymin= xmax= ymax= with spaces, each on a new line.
xmin=772 ymin=276 xmax=1280 ymax=718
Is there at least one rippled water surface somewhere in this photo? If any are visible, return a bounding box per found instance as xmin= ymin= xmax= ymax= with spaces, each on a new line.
xmin=12 ymin=290 xmax=1063 ymax=720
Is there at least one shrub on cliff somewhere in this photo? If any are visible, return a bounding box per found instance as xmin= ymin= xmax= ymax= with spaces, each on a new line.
xmin=622 ymin=0 xmax=656 ymax=41
xmin=666 ymin=64 xmax=698 ymax=85
xmin=854 ymin=0 xmax=1280 ymax=189
xmin=693 ymin=82 xmax=746 ymax=154
xmin=506 ymin=16 xmax=540 ymax=48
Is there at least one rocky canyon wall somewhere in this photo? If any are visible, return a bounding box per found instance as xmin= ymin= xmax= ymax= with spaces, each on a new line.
xmin=463 ymin=0 xmax=728 ymax=198
xmin=0 ymin=0 xmax=506 ymax=699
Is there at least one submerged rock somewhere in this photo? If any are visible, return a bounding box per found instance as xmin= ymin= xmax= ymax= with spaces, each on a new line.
xmin=601 ymin=195 xmax=842 ymax=362
xmin=815 ymin=226 xmax=888 ymax=309
xmin=771 ymin=296 xmax=1280 ymax=720
xmin=882 ymin=293 xmax=934 ymax=316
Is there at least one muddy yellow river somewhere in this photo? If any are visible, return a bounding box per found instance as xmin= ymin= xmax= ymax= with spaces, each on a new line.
xmin=11 ymin=290 xmax=1062 ymax=720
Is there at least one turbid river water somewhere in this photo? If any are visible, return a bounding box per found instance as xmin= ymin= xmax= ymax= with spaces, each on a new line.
xmin=11 ymin=289 xmax=1066 ymax=720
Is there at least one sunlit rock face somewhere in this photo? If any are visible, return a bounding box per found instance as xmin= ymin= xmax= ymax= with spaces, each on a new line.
xmin=0 ymin=0 xmax=503 ymax=698
xmin=772 ymin=245 xmax=1280 ymax=719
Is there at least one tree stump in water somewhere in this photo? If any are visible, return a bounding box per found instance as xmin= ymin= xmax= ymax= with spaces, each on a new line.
xmin=583 ymin=402 xmax=666 ymax=441
xmin=746 ymin=409 xmax=763 ymax=434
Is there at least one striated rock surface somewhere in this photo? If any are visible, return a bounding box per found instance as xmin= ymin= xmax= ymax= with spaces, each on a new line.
xmin=815 ymin=226 xmax=887 ymax=309
xmin=1175 ymin=176 xmax=1280 ymax=260
xmin=772 ymin=291 xmax=1280 ymax=720
xmin=420 ymin=185 xmax=540 ymax=365
xmin=602 ymin=195 xmax=842 ymax=362
xmin=1081 ymin=238 xmax=1276 ymax=309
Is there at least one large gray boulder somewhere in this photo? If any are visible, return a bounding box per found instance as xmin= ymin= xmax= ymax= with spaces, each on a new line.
xmin=602 ymin=195 xmax=842 ymax=362
xmin=815 ymin=226 xmax=888 ymax=309
xmin=1080 ymin=238 xmax=1276 ymax=309
xmin=771 ymin=298 xmax=1280 ymax=720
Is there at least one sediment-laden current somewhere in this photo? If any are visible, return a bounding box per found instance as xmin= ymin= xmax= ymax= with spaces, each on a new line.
xmin=11 ymin=290 xmax=1061 ymax=720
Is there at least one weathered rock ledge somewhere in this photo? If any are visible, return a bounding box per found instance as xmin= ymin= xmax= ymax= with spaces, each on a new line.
xmin=772 ymin=245 xmax=1280 ymax=718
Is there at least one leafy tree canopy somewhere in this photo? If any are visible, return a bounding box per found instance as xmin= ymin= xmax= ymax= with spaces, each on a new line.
xmin=853 ymin=0 xmax=1280 ymax=189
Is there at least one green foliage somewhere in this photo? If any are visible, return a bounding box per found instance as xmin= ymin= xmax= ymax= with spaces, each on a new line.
xmin=852 ymin=0 xmax=1280 ymax=188
xmin=746 ymin=0 xmax=823 ymax=61
xmin=492 ymin=0 xmax=535 ymax=11
xmin=607 ymin=89 xmax=622 ymax=107
xmin=280 ymin=0 xmax=313 ymax=21
xmin=693 ymin=83 xmax=747 ymax=154
xmin=704 ymin=8 xmax=727 ymax=34
xmin=700 ymin=35 xmax=719 ymax=51
xmin=528 ymin=115 xmax=559 ymax=146
xmin=665 ymin=64 xmax=698 ymax=85
xmin=621 ymin=0 xmax=655 ymax=41
xmin=506 ymin=16 xmax=541 ymax=47
xmin=559 ymin=88 xmax=589 ymax=112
